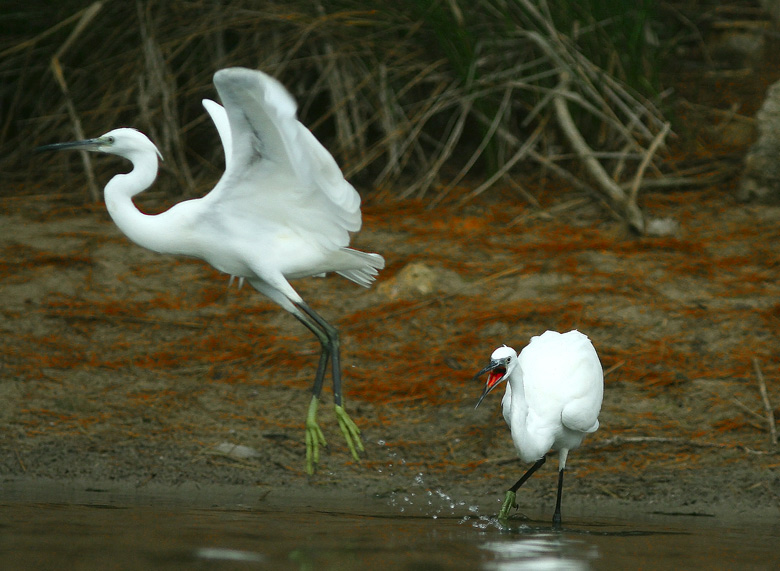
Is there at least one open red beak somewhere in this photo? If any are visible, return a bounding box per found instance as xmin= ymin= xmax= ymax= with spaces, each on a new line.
xmin=474 ymin=361 xmax=507 ymax=409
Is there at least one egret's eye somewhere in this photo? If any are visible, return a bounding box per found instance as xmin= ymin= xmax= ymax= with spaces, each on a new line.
xmin=106 ymin=136 xmax=115 ymax=144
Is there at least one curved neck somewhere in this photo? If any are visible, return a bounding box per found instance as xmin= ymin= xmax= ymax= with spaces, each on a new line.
xmin=103 ymin=154 xmax=189 ymax=256
xmin=507 ymin=367 xmax=526 ymax=401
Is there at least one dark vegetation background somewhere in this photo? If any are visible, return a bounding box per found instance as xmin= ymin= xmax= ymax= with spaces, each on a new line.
xmin=5 ymin=0 xmax=669 ymax=221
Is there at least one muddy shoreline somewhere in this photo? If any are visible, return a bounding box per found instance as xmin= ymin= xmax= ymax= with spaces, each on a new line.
xmin=1 ymin=194 xmax=778 ymax=524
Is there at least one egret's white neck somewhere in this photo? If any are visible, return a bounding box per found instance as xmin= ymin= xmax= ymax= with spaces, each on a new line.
xmin=103 ymin=152 xmax=190 ymax=256
xmin=507 ymin=366 xmax=526 ymax=401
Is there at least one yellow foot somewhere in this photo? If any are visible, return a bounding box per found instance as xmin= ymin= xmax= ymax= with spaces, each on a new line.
xmin=334 ymin=404 xmax=364 ymax=462
xmin=498 ymin=490 xmax=517 ymax=521
xmin=305 ymin=396 xmax=327 ymax=475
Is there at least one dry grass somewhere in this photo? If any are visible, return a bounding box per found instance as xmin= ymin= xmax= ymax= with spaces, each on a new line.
xmin=3 ymin=0 xmax=671 ymax=230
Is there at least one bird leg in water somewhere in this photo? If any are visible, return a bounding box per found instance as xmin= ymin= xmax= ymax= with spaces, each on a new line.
xmin=497 ymin=456 xmax=547 ymax=521
xmin=295 ymin=301 xmax=364 ymax=475
xmin=553 ymin=468 xmax=565 ymax=529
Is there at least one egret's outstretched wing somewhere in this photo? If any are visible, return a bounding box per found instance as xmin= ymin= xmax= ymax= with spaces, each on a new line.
xmin=205 ymin=67 xmax=361 ymax=251
xmin=202 ymin=99 xmax=232 ymax=170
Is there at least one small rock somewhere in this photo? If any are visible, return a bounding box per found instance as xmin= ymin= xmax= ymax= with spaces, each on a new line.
xmin=376 ymin=262 xmax=466 ymax=300
xmin=208 ymin=442 xmax=261 ymax=460
xmin=377 ymin=262 xmax=438 ymax=299
xmin=645 ymin=217 xmax=681 ymax=237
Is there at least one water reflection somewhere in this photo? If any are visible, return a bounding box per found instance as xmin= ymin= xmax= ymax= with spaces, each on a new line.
xmin=1 ymin=482 xmax=779 ymax=570
xmin=481 ymin=535 xmax=596 ymax=570
xmin=194 ymin=547 xmax=266 ymax=563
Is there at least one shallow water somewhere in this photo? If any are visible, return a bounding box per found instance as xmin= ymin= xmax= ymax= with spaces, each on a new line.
xmin=1 ymin=483 xmax=778 ymax=570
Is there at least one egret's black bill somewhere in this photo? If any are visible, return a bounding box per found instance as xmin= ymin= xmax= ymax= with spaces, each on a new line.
xmin=35 ymin=138 xmax=103 ymax=153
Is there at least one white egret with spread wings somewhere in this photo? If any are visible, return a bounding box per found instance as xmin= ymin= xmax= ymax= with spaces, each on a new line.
xmin=38 ymin=67 xmax=384 ymax=475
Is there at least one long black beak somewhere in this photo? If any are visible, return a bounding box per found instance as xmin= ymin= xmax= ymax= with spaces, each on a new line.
xmin=35 ymin=138 xmax=104 ymax=153
xmin=473 ymin=359 xmax=506 ymax=410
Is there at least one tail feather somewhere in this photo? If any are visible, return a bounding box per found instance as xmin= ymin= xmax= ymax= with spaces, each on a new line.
xmin=336 ymin=248 xmax=385 ymax=288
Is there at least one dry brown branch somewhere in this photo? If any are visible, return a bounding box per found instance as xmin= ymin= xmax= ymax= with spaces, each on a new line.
xmin=504 ymin=177 xmax=542 ymax=210
xmin=491 ymin=435 xmax=770 ymax=465
xmin=48 ymin=2 xmax=105 ymax=202
xmin=628 ymin=122 xmax=671 ymax=205
xmin=13 ymin=447 xmax=27 ymax=473
xmin=431 ymin=86 xmax=514 ymax=207
xmin=752 ymin=358 xmax=778 ymax=450
xmin=592 ymin=436 xmax=770 ymax=455
xmin=525 ymin=147 xmax=625 ymax=224
xmin=552 ymin=75 xmax=644 ymax=232
xmin=403 ymin=99 xmax=473 ymax=199
xmin=508 ymin=198 xmax=589 ymax=227
xmin=454 ymin=116 xmax=548 ymax=207
xmin=620 ymin=172 xmax=738 ymax=192
xmin=0 ymin=9 xmax=90 ymax=60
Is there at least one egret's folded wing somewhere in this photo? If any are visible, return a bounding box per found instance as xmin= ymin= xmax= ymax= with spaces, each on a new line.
xmin=561 ymin=398 xmax=601 ymax=433
xmin=522 ymin=331 xmax=603 ymax=434
xmin=560 ymin=354 xmax=603 ymax=434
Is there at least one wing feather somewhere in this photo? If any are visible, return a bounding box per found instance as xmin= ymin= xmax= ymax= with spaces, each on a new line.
xmin=204 ymin=67 xmax=361 ymax=250
xmin=202 ymin=99 xmax=232 ymax=170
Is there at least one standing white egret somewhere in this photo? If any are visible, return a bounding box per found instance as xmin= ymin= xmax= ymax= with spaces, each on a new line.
xmin=474 ymin=330 xmax=603 ymax=527
xmin=37 ymin=67 xmax=385 ymax=475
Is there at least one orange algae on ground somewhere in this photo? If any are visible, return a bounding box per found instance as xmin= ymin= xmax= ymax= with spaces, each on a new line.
xmin=2 ymin=168 xmax=779 ymax=490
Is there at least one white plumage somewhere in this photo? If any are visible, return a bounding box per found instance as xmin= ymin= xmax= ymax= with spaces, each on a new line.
xmin=475 ymin=330 xmax=603 ymax=526
xmin=38 ymin=67 xmax=384 ymax=475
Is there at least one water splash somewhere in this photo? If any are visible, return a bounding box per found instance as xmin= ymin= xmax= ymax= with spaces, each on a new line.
xmin=384 ymin=471 xmax=483 ymax=519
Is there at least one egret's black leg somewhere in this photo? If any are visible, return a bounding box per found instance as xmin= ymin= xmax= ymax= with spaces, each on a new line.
xmin=552 ymin=468 xmax=564 ymax=529
xmin=297 ymin=302 xmax=362 ymax=458
xmin=297 ymin=301 xmax=341 ymax=403
xmin=292 ymin=302 xmax=331 ymax=396
xmin=509 ymin=456 xmax=547 ymax=493
xmin=312 ymin=349 xmax=329 ymax=398
xmin=293 ymin=301 xmax=363 ymax=474
xmin=497 ymin=456 xmax=547 ymax=521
